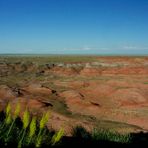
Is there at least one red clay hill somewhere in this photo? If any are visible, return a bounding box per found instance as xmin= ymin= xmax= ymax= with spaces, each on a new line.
xmin=0 ymin=56 xmax=148 ymax=135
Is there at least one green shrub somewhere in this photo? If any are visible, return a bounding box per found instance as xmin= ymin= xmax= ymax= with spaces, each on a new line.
xmin=72 ymin=126 xmax=91 ymax=139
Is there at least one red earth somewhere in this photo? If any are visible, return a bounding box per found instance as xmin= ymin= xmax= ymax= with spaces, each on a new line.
xmin=0 ymin=56 xmax=148 ymax=135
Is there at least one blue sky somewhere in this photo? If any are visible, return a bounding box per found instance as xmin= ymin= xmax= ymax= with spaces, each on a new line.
xmin=0 ymin=0 xmax=148 ymax=54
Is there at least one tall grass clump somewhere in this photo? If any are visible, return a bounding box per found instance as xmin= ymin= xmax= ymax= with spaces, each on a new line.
xmin=92 ymin=128 xmax=131 ymax=143
xmin=36 ymin=111 xmax=50 ymax=147
xmin=51 ymin=128 xmax=64 ymax=145
xmin=6 ymin=102 xmax=20 ymax=141
xmin=0 ymin=103 xmax=12 ymax=142
xmin=5 ymin=103 xmax=12 ymax=126
xmin=27 ymin=116 xmax=37 ymax=145
xmin=18 ymin=108 xmax=30 ymax=148
xmin=0 ymin=103 xmax=65 ymax=147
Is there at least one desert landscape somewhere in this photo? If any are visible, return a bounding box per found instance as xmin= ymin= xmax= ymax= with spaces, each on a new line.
xmin=0 ymin=55 xmax=148 ymax=137
xmin=1 ymin=0 xmax=148 ymax=147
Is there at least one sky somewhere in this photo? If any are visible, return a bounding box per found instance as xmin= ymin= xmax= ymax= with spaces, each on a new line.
xmin=0 ymin=0 xmax=148 ymax=54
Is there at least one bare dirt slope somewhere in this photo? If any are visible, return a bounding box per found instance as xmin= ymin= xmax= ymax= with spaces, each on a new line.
xmin=0 ymin=56 xmax=148 ymax=135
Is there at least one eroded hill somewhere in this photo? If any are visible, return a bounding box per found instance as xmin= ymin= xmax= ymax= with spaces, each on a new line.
xmin=0 ymin=56 xmax=148 ymax=135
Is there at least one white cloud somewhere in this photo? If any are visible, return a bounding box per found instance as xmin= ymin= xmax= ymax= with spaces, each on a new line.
xmin=63 ymin=47 xmax=110 ymax=51
xmin=82 ymin=47 xmax=92 ymax=50
xmin=123 ymin=46 xmax=138 ymax=49
xmin=123 ymin=46 xmax=148 ymax=50
xmin=98 ymin=47 xmax=109 ymax=50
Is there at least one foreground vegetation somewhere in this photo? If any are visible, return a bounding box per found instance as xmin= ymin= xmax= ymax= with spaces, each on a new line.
xmin=0 ymin=103 xmax=64 ymax=148
xmin=0 ymin=102 xmax=148 ymax=147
